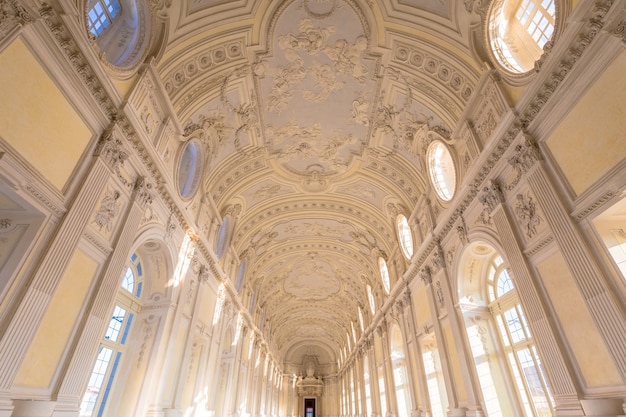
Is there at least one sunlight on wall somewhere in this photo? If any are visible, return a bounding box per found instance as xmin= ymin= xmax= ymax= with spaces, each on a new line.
xmin=169 ymin=233 xmax=195 ymax=288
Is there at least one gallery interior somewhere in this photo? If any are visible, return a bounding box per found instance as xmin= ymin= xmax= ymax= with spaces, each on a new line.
xmin=0 ymin=0 xmax=626 ymax=416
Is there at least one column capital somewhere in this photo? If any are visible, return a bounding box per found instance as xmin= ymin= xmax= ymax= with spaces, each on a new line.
xmin=419 ymin=266 xmax=431 ymax=285
xmin=133 ymin=176 xmax=155 ymax=208
xmin=94 ymin=122 xmax=129 ymax=172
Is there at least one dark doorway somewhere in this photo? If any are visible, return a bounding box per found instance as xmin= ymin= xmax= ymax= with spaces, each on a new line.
xmin=304 ymin=398 xmax=315 ymax=417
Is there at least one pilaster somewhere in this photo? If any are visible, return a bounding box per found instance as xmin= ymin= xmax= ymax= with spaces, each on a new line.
xmin=0 ymin=127 xmax=125 ymax=406
xmin=430 ymin=246 xmax=486 ymax=417
xmin=53 ymin=175 xmax=154 ymax=413
xmin=518 ymin=136 xmax=626 ymax=381
xmin=479 ymin=171 xmax=584 ymax=415
xmin=418 ymin=267 xmax=459 ymax=414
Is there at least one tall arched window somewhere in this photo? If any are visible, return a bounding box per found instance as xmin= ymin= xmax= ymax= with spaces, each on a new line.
xmin=379 ymin=257 xmax=390 ymax=294
xmin=460 ymin=245 xmax=554 ymax=417
xmin=396 ymin=214 xmax=414 ymax=260
xmin=488 ymin=255 xmax=553 ymax=417
xmin=390 ymin=325 xmax=411 ymax=417
xmin=421 ymin=338 xmax=448 ymax=417
xmin=363 ymin=353 xmax=372 ymax=416
xmin=80 ymin=252 xmax=143 ymax=417
xmin=358 ymin=306 xmax=365 ymax=331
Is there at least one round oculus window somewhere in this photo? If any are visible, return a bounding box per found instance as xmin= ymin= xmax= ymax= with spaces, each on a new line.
xmin=487 ymin=0 xmax=556 ymax=74
xmin=427 ymin=141 xmax=456 ymax=202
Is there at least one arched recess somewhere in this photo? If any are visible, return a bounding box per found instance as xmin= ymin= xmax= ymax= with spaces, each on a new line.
xmin=457 ymin=241 xmax=554 ymax=417
xmin=390 ymin=323 xmax=411 ymax=417
xmin=79 ymin=237 xmax=174 ymax=417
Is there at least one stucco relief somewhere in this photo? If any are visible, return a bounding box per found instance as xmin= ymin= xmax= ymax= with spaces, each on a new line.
xmin=257 ymin=1 xmax=376 ymax=178
xmin=283 ymin=259 xmax=341 ymax=300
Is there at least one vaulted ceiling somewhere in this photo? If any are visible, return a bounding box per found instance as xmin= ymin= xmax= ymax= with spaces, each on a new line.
xmin=156 ymin=0 xmax=483 ymax=373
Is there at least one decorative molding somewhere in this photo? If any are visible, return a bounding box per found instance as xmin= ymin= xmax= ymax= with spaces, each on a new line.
xmin=163 ymin=40 xmax=245 ymax=101
xmin=524 ymin=235 xmax=554 ymax=257
xmin=0 ymin=0 xmax=35 ymax=38
xmin=506 ymin=135 xmax=542 ymax=190
xmin=573 ymin=190 xmax=617 ymax=221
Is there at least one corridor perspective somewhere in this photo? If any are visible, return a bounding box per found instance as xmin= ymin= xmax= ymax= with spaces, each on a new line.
xmin=0 ymin=0 xmax=626 ymax=416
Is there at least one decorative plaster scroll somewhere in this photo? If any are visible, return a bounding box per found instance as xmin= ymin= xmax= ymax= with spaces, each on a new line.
xmin=514 ymin=191 xmax=542 ymax=239
xmin=134 ymin=176 xmax=154 ymax=207
xmin=419 ymin=266 xmax=431 ymax=285
xmin=93 ymin=188 xmax=122 ymax=233
xmin=0 ymin=0 xmax=35 ymax=37
xmin=506 ymin=135 xmax=542 ymax=190
xmin=479 ymin=179 xmax=504 ymax=214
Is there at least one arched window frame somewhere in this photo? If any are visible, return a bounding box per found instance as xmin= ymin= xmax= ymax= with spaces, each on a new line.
xmin=80 ymin=252 xmax=143 ymax=417
xmin=486 ymin=255 xmax=554 ymax=417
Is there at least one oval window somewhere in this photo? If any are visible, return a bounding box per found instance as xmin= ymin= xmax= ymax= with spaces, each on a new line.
xmin=396 ymin=214 xmax=414 ymax=260
xmin=177 ymin=141 xmax=203 ymax=199
xmin=379 ymin=257 xmax=390 ymax=295
xmin=367 ymin=284 xmax=376 ymax=315
xmin=427 ymin=141 xmax=456 ymax=202
xmin=487 ymin=0 xmax=556 ymax=74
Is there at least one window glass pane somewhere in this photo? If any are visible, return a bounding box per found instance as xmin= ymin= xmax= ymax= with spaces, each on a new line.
xmin=504 ymin=307 xmax=526 ymax=344
xmin=428 ymin=141 xmax=456 ymax=201
xmin=508 ymin=352 xmax=534 ymax=417
xmin=121 ymin=267 xmax=134 ymax=294
xmin=105 ymin=305 xmax=126 ymax=342
xmin=496 ymin=268 xmax=514 ymax=297
xmin=87 ymin=0 xmax=120 ymax=37
xmin=80 ymin=347 xmax=113 ymax=417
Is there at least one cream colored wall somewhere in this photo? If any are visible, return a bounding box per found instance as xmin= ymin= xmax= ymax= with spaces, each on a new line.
xmin=536 ymin=252 xmax=622 ymax=387
xmin=0 ymin=38 xmax=91 ymax=191
xmin=14 ymin=248 xmax=99 ymax=388
xmin=546 ymin=50 xmax=626 ymax=196
xmin=443 ymin=323 xmax=467 ymax=402
xmin=411 ymin=285 xmax=429 ymax=325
